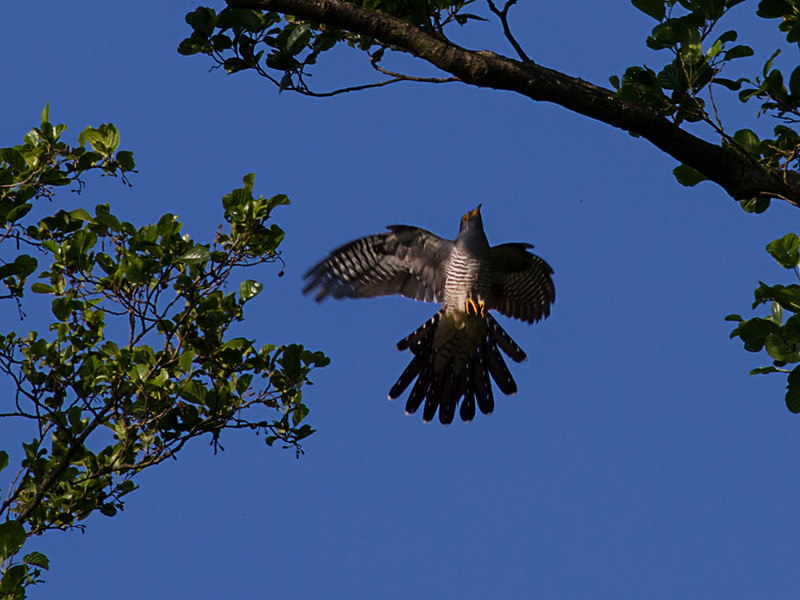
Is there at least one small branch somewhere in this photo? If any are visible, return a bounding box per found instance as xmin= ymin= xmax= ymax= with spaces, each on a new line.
xmin=486 ymin=0 xmax=531 ymax=63
xmin=292 ymin=77 xmax=421 ymax=97
xmin=369 ymin=60 xmax=459 ymax=86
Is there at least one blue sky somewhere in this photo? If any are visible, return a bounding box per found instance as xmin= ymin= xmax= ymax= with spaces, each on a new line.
xmin=3 ymin=1 xmax=800 ymax=598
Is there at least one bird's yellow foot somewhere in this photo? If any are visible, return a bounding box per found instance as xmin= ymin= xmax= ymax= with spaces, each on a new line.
xmin=465 ymin=298 xmax=485 ymax=318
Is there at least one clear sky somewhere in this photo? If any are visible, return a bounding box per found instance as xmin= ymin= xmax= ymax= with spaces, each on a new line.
xmin=3 ymin=1 xmax=800 ymax=598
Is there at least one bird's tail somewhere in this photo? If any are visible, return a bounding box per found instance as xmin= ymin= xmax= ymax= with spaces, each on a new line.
xmin=388 ymin=311 xmax=528 ymax=424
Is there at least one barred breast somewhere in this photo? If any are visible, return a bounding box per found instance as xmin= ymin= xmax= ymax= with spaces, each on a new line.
xmin=443 ymin=245 xmax=492 ymax=311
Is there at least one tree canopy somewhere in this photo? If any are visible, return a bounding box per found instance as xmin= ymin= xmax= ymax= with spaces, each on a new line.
xmin=0 ymin=107 xmax=327 ymax=598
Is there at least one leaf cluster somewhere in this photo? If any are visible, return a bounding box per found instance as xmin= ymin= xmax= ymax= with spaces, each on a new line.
xmin=0 ymin=105 xmax=135 ymax=303
xmin=728 ymin=233 xmax=800 ymax=412
xmin=620 ymin=0 xmax=800 ymax=211
xmin=616 ymin=0 xmax=747 ymax=120
xmin=179 ymin=6 xmax=352 ymax=93
xmin=0 ymin=113 xmax=328 ymax=597
xmin=178 ymin=2 xmax=472 ymax=96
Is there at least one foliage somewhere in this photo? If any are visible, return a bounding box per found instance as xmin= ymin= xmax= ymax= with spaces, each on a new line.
xmin=728 ymin=233 xmax=800 ymax=413
xmin=620 ymin=0 xmax=800 ymax=213
xmin=0 ymin=110 xmax=328 ymax=598
xmin=178 ymin=3 xmax=471 ymax=95
xmin=619 ymin=1 xmax=800 ymax=412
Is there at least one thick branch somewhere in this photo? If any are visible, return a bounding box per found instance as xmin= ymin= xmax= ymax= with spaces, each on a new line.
xmin=228 ymin=0 xmax=800 ymax=206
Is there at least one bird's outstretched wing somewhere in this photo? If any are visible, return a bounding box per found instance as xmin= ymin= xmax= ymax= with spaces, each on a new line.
xmin=489 ymin=243 xmax=555 ymax=324
xmin=303 ymin=226 xmax=453 ymax=303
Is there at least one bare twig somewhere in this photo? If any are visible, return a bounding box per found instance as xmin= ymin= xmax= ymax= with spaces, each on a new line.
xmin=486 ymin=0 xmax=531 ymax=63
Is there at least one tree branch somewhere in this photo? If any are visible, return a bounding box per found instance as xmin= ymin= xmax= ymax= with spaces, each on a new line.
xmin=227 ymin=0 xmax=800 ymax=206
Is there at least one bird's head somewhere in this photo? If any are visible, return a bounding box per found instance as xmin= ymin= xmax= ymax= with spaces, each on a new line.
xmin=459 ymin=204 xmax=483 ymax=233
xmin=456 ymin=204 xmax=489 ymax=253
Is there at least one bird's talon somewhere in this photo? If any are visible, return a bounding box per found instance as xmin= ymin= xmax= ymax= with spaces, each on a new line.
xmin=465 ymin=299 xmax=485 ymax=317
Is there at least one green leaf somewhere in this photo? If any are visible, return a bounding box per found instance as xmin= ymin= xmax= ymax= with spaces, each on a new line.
xmin=30 ymin=283 xmax=54 ymax=294
xmin=179 ymin=350 xmax=195 ymax=373
xmin=0 ymin=451 xmax=8 ymax=473
xmin=217 ymin=8 xmax=266 ymax=31
xmin=712 ymin=77 xmax=742 ymax=91
xmin=1 ymin=147 xmax=27 ymax=172
xmin=292 ymin=401 xmax=309 ymax=426
xmin=69 ymin=208 xmax=95 ymax=224
xmin=40 ymin=102 xmax=50 ymax=125
xmin=178 ymin=245 xmax=210 ymax=264
xmin=757 ymin=0 xmax=792 ymax=19
xmin=223 ymin=57 xmax=251 ymax=74
xmin=695 ymin=0 xmax=725 ymax=18
xmin=116 ymin=150 xmax=135 ymax=171
xmin=737 ymin=318 xmax=781 ymax=352
xmin=758 ymin=283 xmax=800 ymax=312
xmin=185 ymin=6 xmax=218 ymax=35
xmin=239 ymin=279 xmax=263 ymax=301
xmin=789 ymin=66 xmax=800 ymax=97
xmin=0 ymin=521 xmax=26 ymax=562
xmin=15 ymin=254 xmax=37 ymax=278
xmin=673 ymin=164 xmax=706 ymax=186
xmin=740 ymin=197 xmax=770 ymax=214
xmin=6 ymin=203 xmax=32 ymax=223
xmin=725 ymin=45 xmax=754 ymax=60
xmin=267 ymin=194 xmax=291 ymax=210
xmin=750 ymin=366 xmax=780 ymax=375
xmin=733 ymin=129 xmax=761 ymax=156
xmin=649 ymin=19 xmax=690 ymax=47
xmin=657 ymin=63 xmax=686 ymax=91
xmin=765 ymin=333 xmax=800 ymax=363
xmin=786 ymin=365 xmax=800 ymax=413
xmin=0 ymin=255 xmax=37 ymax=280
xmin=716 ymin=29 xmax=738 ymax=45
xmin=766 ymin=233 xmax=800 ymax=269
xmin=773 ymin=301 xmax=784 ymax=325
xmin=631 ymin=0 xmax=666 ymax=20
xmin=286 ymin=24 xmax=312 ymax=55
xmin=763 ymin=48 xmax=781 ymax=78
xmin=22 ymin=551 xmax=49 ymax=570
xmin=738 ymin=87 xmax=760 ymax=103
xmin=787 ymin=21 xmax=800 ymax=43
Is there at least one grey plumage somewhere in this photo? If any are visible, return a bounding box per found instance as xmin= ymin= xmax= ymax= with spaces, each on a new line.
xmin=303 ymin=205 xmax=555 ymax=424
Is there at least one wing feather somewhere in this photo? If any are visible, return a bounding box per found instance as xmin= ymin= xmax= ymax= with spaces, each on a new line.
xmin=303 ymin=226 xmax=452 ymax=303
xmin=489 ymin=243 xmax=555 ymax=324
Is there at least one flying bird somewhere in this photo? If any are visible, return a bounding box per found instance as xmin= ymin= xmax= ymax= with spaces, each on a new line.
xmin=303 ymin=205 xmax=555 ymax=424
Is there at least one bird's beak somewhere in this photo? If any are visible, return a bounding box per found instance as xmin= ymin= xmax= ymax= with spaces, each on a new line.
xmin=465 ymin=204 xmax=482 ymax=221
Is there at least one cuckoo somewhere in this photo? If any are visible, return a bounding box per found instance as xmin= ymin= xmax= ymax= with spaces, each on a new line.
xmin=303 ymin=205 xmax=555 ymax=424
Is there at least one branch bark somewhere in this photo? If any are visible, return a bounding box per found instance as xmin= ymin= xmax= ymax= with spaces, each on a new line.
xmin=228 ymin=0 xmax=800 ymax=207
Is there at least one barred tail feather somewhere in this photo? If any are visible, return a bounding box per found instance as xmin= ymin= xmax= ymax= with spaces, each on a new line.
xmin=487 ymin=313 xmax=527 ymax=363
xmin=405 ymin=369 xmax=431 ymax=415
xmin=459 ymin=370 xmax=476 ymax=422
xmin=485 ymin=337 xmax=517 ymax=395
xmin=423 ymin=365 xmax=449 ymax=422
xmin=396 ymin=312 xmax=440 ymax=352
xmin=473 ymin=349 xmax=494 ymax=415
xmin=388 ymin=353 xmax=425 ymax=399
xmin=390 ymin=310 xmax=527 ymax=423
